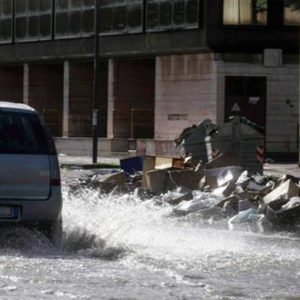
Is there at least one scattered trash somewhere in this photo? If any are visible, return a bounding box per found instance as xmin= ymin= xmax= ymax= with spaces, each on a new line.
xmin=173 ymin=193 xmax=223 ymax=216
xmin=263 ymin=179 xmax=299 ymax=205
xmin=228 ymin=207 xmax=259 ymax=224
xmin=204 ymin=166 xmax=243 ymax=189
xmin=71 ymin=117 xmax=300 ymax=233
xmin=90 ymin=171 xmax=128 ymax=194
xmin=120 ymin=156 xmax=144 ymax=176
xmin=281 ymin=197 xmax=300 ymax=210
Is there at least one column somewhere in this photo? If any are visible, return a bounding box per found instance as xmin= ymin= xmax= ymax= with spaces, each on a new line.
xmin=107 ymin=59 xmax=115 ymax=138
xmin=63 ymin=61 xmax=70 ymax=137
xmin=23 ymin=63 xmax=29 ymax=105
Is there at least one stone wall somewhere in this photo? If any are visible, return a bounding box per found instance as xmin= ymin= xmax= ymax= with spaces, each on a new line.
xmin=216 ymin=57 xmax=299 ymax=154
xmin=155 ymin=54 xmax=218 ymax=140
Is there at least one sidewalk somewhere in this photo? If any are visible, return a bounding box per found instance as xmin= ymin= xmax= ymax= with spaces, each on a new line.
xmin=58 ymin=154 xmax=122 ymax=168
xmin=58 ymin=154 xmax=300 ymax=178
xmin=263 ymin=163 xmax=300 ymax=178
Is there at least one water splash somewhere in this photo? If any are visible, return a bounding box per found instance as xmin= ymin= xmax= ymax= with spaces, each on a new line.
xmin=62 ymin=186 xmax=300 ymax=265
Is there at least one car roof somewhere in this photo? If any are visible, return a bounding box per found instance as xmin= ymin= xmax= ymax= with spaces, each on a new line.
xmin=0 ymin=101 xmax=35 ymax=113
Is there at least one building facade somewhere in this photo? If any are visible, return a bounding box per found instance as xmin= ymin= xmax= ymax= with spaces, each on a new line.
xmin=0 ymin=0 xmax=299 ymax=157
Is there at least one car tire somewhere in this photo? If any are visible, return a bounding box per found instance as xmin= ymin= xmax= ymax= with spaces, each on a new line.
xmin=39 ymin=218 xmax=63 ymax=248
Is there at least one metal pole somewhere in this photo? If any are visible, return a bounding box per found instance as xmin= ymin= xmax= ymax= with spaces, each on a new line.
xmin=92 ymin=0 xmax=100 ymax=164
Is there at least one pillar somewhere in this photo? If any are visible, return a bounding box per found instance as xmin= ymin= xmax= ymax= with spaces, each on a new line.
xmin=23 ymin=63 xmax=29 ymax=105
xmin=63 ymin=61 xmax=70 ymax=137
xmin=107 ymin=59 xmax=115 ymax=138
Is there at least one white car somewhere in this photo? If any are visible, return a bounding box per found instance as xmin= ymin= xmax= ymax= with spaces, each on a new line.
xmin=0 ymin=101 xmax=62 ymax=245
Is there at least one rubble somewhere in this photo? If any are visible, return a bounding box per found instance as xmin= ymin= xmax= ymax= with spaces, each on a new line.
xmin=69 ymin=118 xmax=300 ymax=233
xmin=263 ymin=179 xmax=299 ymax=205
xmin=89 ymin=171 xmax=129 ymax=194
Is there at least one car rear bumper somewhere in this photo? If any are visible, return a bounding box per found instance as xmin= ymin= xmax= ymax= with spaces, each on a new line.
xmin=0 ymin=187 xmax=62 ymax=223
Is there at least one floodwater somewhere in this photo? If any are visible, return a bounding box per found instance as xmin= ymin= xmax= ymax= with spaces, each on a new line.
xmin=0 ymin=169 xmax=300 ymax=299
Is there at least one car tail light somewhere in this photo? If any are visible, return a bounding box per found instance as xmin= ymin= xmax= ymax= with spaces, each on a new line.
xmin=50 ymin=178 xmax=61 ymax=186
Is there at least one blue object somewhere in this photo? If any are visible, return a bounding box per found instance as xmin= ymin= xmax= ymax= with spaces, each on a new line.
xmin=120 ymin=156 xmax=144 ymax=175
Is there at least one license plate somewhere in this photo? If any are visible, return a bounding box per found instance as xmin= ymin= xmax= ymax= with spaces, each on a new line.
xmin=0 ymin=206 xmax=15 ymax=219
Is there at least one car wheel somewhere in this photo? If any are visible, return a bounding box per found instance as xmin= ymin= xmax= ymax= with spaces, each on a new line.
xmin=39 ymin=218 xmax=63 ymax=248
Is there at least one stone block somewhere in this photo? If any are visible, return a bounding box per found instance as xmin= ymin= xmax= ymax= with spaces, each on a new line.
xmin=264 ymin=49 xmax=283 ymax=67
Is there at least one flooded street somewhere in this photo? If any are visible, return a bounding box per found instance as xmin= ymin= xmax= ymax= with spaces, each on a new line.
xmin=0 ymin=168 xmax=299 ymax=299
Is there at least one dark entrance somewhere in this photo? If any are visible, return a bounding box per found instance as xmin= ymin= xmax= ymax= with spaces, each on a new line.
xmin=113 ymin=59 xmax=155 ymax=139
xmin=225 ymin=76 xmax=267 ymax=131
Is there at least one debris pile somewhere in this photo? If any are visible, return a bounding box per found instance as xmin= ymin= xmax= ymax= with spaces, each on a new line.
xmin=68 ymin=117 xmax=300 ymax=232
xmin=76 ymin=151 xmax=300 ymax=233
xmin=149 ymin=157 xmax=300 ymax=231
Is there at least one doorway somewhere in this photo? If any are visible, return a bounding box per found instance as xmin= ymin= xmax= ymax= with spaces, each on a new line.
xmin=225 ymin=76 xmax=266 ymax=132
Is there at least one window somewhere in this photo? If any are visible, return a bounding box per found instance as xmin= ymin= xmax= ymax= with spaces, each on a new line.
xmin=99 ymin=0 xmax=143 ymax=34
xmin=147 ymin=0 xmax=199 ymax=32
xmin=0 ymin=0 xmax=13 ymax=43
xmin=15 ymin=0 xmax=52 ymax=42
xmin=284 ymin=0 xmax=300 ymax=25
xmin=0 ymin=112 xmax=48 ymax=155
xmin=223 ymin=0 xmax=267 ymax=25
xmin=55 ymin=0 xmax=94 ymax=38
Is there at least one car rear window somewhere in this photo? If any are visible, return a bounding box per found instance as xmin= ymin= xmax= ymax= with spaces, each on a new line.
xmin=0 ymin=111 xmax=49 ymax=154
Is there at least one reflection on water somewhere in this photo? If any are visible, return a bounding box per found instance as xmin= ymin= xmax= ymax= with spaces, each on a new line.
xmin=62 ymin=185 xmax=300 ymax=298
xmin=0 ymin=184 xmax=299 ymax=299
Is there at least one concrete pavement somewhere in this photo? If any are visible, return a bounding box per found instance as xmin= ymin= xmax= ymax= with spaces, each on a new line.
xmin=263 ymin=163 xmax=300 ymax=178
xmin=58 ymin=154 xmax=124 ymax=168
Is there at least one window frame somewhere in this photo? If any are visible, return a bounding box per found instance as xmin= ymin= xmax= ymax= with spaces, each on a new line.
xmin=14 ymin=0 xmax=53 ymax=43
xmin=99 ymin=0 xmax=144 ymax=36
xmin=54 ymin=0 xmax=95 ymax=40
xmin=145 ymin=0 xmax=201 ymax=33
xmin=283 ymin=0 xmax=300 ymax=26
xmin=222 ymin=0 xmax=268 ymax=27
xmin=0 ymin=0 xmax=13 ymax=44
